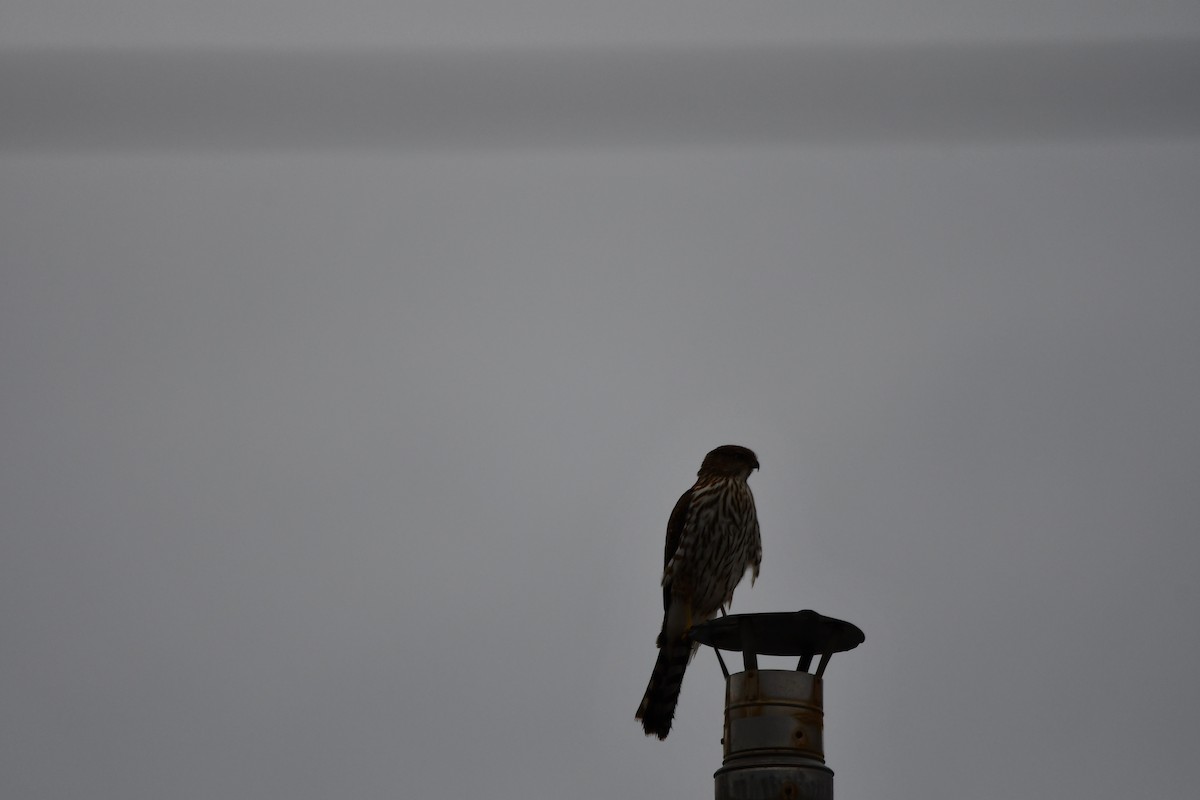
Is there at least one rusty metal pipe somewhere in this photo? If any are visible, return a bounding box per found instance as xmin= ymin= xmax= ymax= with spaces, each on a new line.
xmin=690 ymin=612 xmax=862 ymax=800
xmin=715 ymin=670 xmax=833 ymax=800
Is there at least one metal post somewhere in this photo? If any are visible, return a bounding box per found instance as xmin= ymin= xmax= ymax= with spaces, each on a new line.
xmin=714 ymin=670 xmax=832 ymax=800
xmin=690 ymin=611 xmax=863 ymax=800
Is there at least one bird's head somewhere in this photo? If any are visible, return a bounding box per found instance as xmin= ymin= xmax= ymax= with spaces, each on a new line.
xmin=698 ymin=444 xmax=760 ymax=479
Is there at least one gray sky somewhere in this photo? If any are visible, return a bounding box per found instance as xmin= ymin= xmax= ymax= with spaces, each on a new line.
xmin=4 ymin=42 xmax=1199 ymax=151
xmin=4 ymin=0 xmax=1200 ymax=47
xmin=2 ymin=5 xmax=1200 ymax=800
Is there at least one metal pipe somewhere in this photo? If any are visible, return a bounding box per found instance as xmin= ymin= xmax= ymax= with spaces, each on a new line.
xmin=714 ymin=670 xmax=833 ymax=800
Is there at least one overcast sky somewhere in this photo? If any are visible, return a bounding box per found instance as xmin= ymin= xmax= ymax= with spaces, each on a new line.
xmin=3 ymin=0 xmax=1200 ymax=46
xmin=2 ymin=5 xmax=1199 ymax=800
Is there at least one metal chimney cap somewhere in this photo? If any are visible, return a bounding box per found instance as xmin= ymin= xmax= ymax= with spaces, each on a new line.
xmin=690 ymin=610 xmax=864 ymax=657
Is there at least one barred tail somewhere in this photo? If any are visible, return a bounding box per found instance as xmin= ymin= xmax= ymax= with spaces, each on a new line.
xmin=635 ymin=636 xmax=692 ymax=739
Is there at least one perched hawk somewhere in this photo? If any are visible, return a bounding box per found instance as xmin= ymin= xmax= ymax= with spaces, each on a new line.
xmin=636 ymin=445 xmax=762 ymax=739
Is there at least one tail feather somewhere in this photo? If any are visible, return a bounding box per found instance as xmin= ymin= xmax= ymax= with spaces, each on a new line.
xmin=635 ymin=638 xmax=693 ymax=739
